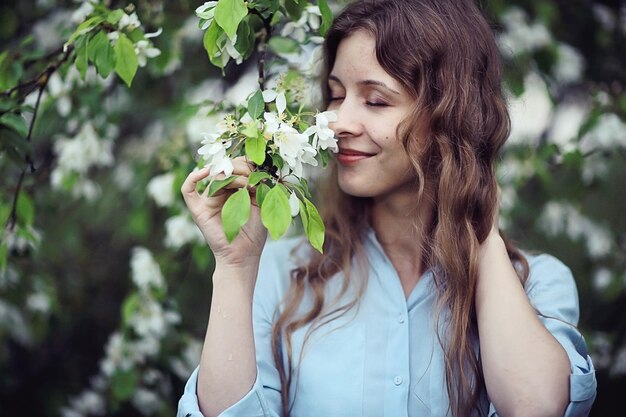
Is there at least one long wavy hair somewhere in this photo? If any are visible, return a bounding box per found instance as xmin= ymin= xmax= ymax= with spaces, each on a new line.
xmin=270 ymin=1 xmax=530 ymax=416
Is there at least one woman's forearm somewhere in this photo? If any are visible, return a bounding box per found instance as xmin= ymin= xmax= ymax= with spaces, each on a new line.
xmin=197 ymin=262 xmax=260 ymax=417
xmin=475 ymin=235 xmax=570 ymax=417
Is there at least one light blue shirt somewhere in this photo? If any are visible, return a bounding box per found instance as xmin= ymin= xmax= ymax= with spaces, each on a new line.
xmin=178 ymin=230 xmax=597 ymax=417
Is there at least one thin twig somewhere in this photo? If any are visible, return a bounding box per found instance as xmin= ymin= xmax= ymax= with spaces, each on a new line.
xmin=4 ymin=47 xmax=70 ymax=231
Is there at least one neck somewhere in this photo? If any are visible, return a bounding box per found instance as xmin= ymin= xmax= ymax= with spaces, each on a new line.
xmin=370 ymin=187 xmax=435 ymax=273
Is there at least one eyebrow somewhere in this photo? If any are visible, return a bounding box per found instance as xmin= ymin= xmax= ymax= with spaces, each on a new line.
xmin=328 ymin=75 xmax=401 ymax=95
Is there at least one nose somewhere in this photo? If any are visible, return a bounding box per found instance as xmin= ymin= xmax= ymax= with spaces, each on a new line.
xmin=328 ymin=97 xmax=362 ymax=139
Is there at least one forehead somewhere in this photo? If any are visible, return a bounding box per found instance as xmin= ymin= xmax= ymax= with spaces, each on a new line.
xmin=330 ymin=30 xmax=401 ymax=88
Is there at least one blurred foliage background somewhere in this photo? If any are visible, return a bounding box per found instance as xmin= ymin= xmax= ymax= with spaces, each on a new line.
xmin=0 ymin=0 xmax=624 ymax=416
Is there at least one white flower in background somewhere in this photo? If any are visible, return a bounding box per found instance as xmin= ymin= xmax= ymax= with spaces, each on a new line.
xmin=165 ymin=214 xmax=205 ymax=249
xmin=224 ymin=69 xmax=258 ymax=105
xmin=198 ymin=133 xmax=234 ymax=177
xmin=33 ymin=10 xmax=68 ymax=51
xmin=65 ymin=390 xmax=105 ymax=416
xmin=130 ymin=247 xmax=165 ymax=292
xmin=135 ymin=40 xmax=161 ymax=67
xmin=589 ymin=332 xmax=612 ymax=370
xmin=113 ymin=162 xmax=134 ymax=190
xmin=593 ymin=4 xmax=616 ymax=30
xmin=281 ymin=5 xmax=322 ymax=43
xmin=497 ymin=7 xmax=552 ymax=57
xmin=538 ymin=202 xmax=613 ymax=259
xmin=0 ymin=300 xmax=31 ymax=345
xmin=170 ymin=338 xmax=202 ymax=380
xmin=580 ymin=113 xmax=626 ymax=152
xmin=304 ymin=111 xmax=338 ymax=152
xmin=71 ymin=0 xmax=94 ymax=24
xmin=185 ymin=79 xmax=224 ymax=106
xmin=593 ymin=268 xmax=613 ymax=292
xmin=47 ymin=72 xmax=72 ymax=116
xmin=119 ymin=12 xmax=141 ymax=30
xmin=147 ymin=172 xmax=176 ymax=208
xmin=548 ymin=101 xmax=589 ymax=152
xmin=506 ymin=72 xmax=553 ymax=146
xmin=554 ymin=43 xmax=585 ymax=83
xmin=129 ymin=298 xmax=167 ymax=338
xmin=26 ymin=291 xmax=51 ymax=314
xmin=611 ymin=346 xmax=626 ymax=376
xmin=289 ymin=192 xmax=300 ymax=217
xmin=53 ymin=122 xmax=114 ymax=174
xmin=3 ymin=225 xmax=42 ymax=252
xmin=132 ymin=387 xmax=162 ymax=415
xmin=581 ymin=153 xmax=609 ymax=184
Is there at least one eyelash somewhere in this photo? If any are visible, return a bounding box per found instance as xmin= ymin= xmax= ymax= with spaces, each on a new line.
xmin=328 ymin=97 xmax=389 ymax=107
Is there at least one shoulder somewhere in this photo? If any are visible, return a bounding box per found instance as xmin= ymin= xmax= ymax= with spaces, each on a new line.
xmin=523 ymin=252 xmax=580 ymax=325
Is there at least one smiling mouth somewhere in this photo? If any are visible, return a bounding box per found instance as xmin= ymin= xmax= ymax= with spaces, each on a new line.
xmin=336 ymin=149 xmax=375 ymax=165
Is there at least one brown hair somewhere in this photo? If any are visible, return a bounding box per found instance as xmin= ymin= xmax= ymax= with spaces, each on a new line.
xmin=271 ymin=1 xmax=529 ymax=416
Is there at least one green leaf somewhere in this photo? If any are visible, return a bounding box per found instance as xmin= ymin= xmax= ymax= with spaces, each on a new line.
xmin=16 ymin=193 xmax=34 ymax=225
xmin=256 ymin=182 xmax=270 ymax=207
xmin=203 ymin=19 xmax=222 ymax=58
xmin=261 ymin=185 xmax=292 ymax=240
xmin=122 ymin=293 xmax=139 ymax=323
xmin=74 ymin=36 xmax=89 ymax=80
xmin=247 ymin=90 xmax=264 ymax=119
xmin=67 ymin=15 xmax=104 ymax=45
xmin=89 ymin=31 xmax=116 ymax=77
xmin=111 ymin=368 xmax=138 ymax=401
xmin=107 ymin=9 xmax=125 ymax=25
xmin=235 ymin=19 xmax=255 ymax=59
xmin=114 ymin=33 xmax=138 ymax=87
xmin=318 ymin=0 xmax=333 ymax=37
xmin=268 ymin=36 xmax=300 ymax=54
xmin=0 ymin=112 xmax=28 ymax=137
xmin=242 ymin=122 xmax=259 ymax=138
xmin=222 ymin=188 xmax=251 ymax=242
xmin=0 ymin=242 xmax=7 ymax=272
xmin=303 ymin=198 xmax=324 ymax=253
xmin=0 ymin=128 xmax=32 ymax=155
xmin=214 ymin=0 xmax=248 ymax=40
xmin=284 ymin=0 xmax=306 ymax=20
xmin=207 ymin=175 xmax=238 ymax=196
xmin=0 ymin=51 xmax=23 ymax=91
xmin=248 ymin=171 xmax=272 ymax=186
xmin=245 ymin=135 xmax=266 ymax=165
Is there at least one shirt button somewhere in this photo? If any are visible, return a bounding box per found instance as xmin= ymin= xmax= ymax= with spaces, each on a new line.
xmin=398 ymin=313 xmax=405 ymax=323
xmin=393 ymin=376 xmax=403 ymax=385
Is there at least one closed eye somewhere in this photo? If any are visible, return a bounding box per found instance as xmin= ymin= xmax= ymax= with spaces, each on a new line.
xmin=366 ymin=101 xmax=389 ymax=107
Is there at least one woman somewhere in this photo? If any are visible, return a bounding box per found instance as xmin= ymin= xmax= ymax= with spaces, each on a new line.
xmin=178 ymin=0 xmax=597 ymax=416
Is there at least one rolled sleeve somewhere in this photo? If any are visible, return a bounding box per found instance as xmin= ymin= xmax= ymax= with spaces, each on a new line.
xmin=526 ymin=254 xmax=597 ymax=416
xmin=177 ymin=366 xmax=273 ymax=417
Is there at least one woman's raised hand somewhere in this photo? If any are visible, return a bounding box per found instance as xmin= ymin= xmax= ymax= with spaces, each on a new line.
xmin=181 ymin=157 xmax=267 ymax=268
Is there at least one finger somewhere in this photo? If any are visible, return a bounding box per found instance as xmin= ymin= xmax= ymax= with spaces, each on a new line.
xmin=231 ymin=157 xmax=255 ymax=176
xmin=181 ymin=167 xmax=210 ymax=200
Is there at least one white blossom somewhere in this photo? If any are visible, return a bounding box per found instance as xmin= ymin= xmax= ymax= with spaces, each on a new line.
xmin=164 ymin=214 xmax=205 ymax=249
xmin=119 ymin=12 xmax=141 ymax=30
xmin=170 ymin=338 xmax=203 ymax=380
xmin=593 ymin=268 xmax=613 ymax=292
xmin=71 ymin=1 xmax=94 ymax=24
xmin=53 ymin=122 xmax=114 ymax=175
xmin=26 ymin=291 xmax=51 ymax=314
xmin=147 ymin=173 xmax=176 ymax=208
xmin=579 ymin=113 xmax=626 ymax=153
xmin=304 ymin=111 xmax=338 ymax=152
xmin=197 ymin=133 xmax=234 ymax=177
xmin=135 ymin=40 xmax=161 ymax=67
xmin=131 ymin=388 xmax=162 ymax=415
xmin=130 ymin=247 xmax=165 ymax=292
xmin=497 ymin=7 xmax=552 ymax=57
xmin=196 ymin=1 xmax=218 ymax=18
xmin=47 ymin=72 xmax=72 ymax=116
xmin=289 ymin=192 xmax=300 ymax=217
xmin=65 ymin=390 xmax=105 ymax=416
xmin=554 ymin=43 xmax=585 ymax=83
xmin=548 ymin=101 xmax=588 ymax=152
xmin=506 ymin=72 xmax=553 ymax=146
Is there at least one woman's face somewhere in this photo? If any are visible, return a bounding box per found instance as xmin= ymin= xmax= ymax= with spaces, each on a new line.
xmin=327 ymin=30 xmax=417 ymax=200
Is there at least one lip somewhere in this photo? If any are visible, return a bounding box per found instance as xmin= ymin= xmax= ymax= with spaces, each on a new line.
xmin=336 ymin=148 xmax=375 ymax=165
